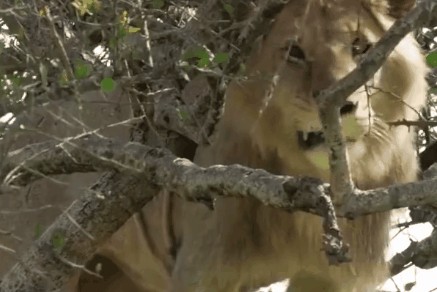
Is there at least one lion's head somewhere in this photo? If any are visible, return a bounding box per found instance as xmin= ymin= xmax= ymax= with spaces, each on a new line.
xmin=216 ymin=0 xmax=428 ymax=188
xmin=186 ymin=1 xmax=429 ymax=291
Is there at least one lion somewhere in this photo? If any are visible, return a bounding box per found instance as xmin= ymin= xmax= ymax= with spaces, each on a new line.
xmin=70 ymin=0 xmax=428 ymax=291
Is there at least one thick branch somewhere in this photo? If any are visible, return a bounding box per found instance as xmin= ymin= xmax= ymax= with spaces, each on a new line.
xmin=0 ymin=171 xmax=153 ymax=292
xmin=4 ymin=135 xmax=437 ymax=217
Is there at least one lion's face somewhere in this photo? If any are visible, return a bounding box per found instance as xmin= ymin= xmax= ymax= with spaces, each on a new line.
xmin=273 ymin=2 xmax=381 ymax=170
xmin=231 ymin=0 xmax=427 ymax=173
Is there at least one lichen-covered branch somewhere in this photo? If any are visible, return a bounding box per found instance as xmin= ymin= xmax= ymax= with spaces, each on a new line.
xmin=4 ymin=135 xmax=437 ymax=218
xmin=318 ymin=105 xmax=354 ymax=204
xmin=0 ymin=170 xmax=152 ymax=292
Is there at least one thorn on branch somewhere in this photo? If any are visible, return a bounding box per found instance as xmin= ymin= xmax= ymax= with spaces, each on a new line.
xmin=388 ymin=119 xmax=437 ymax=129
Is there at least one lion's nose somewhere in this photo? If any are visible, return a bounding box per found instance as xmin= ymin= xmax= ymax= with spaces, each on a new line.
xmin=340 ymin=101 xmax=357 ymax=116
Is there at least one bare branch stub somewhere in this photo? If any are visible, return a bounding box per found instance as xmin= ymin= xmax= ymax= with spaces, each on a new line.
xmin=317 ymin=103 xmax=354 ymax=204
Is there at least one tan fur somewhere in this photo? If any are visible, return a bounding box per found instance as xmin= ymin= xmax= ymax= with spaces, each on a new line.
xmin=71 ymin=0 xmax=427 ymax=291
xmin=172 ymin=0 xmax=427 ymax=291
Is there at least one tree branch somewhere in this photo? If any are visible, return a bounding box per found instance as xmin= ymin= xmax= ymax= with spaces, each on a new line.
xmin=3 ymin=134 xmax=437 ymax=217
xmin=0 ymin=170 xmax=151 ymax=292
xmin=318 ymin=104 xmax=354 ymax=204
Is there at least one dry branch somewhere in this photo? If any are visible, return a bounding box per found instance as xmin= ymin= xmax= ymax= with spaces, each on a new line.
xmin=3 ymin=134 xmax=437 ymax=217
xmin=0 ymin=170 xmax=151 ymax=292
xmin=317 ymin=104 xmax=354 ymax=204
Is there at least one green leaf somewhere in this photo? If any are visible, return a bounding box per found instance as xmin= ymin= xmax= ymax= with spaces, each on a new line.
xmin=222 ymin=2 xmax=234 ymax=17
xmin=182 ymin=47 xmax=213 ymax=68
xmin=127 ymin=26 xmax=141 ymax=33
xmin=182 ymin=47 xmax=210 ymax=61
xmin=427 ymin=51 xmax=437 ymax=68
xmin=11 ymin=75 xmax=22 ymax=87
xmin=109 ymin=37 xmax=117 ymax=49
xmin=213 ymin=52 xmax=229 ymax=64
xmin=34 ymin=223 xmax=43 ymax=239
xmin=152 ymin=0 xmax=164 ymax=9
xmin=72 ymin=0 xmax=102 ymax=15
xmin=117 ymin=26 xmax=128 ymax=38
xmin=178 ymin=109 xmax=190 ymax=120
xmin=237 ymin=63 xmax=246 ymax=75
xmin=197 ymin=57 xmax=211 ymax=68
xmin=74 ymin=62 xmax=91 ymax=79
xmin=100 ymin=77 xmax=116 ymax=92
xmin=52 ymin=233 xmax=65 ymax=249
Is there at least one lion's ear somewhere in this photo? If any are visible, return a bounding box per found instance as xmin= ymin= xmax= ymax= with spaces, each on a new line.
xmin=386 ymin=0 xmax=416 ymax=18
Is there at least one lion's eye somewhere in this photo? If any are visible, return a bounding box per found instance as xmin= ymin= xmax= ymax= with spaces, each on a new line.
xmin=287 ymin=45 xmax=306 ymax=63
xmin=352 ymin=37 xmax=372 ymax=57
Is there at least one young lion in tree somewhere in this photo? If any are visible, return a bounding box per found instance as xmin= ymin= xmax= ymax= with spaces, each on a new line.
xmin=171 ymin=0 xmax=428 ymax=291
xmin=71 ymin=0 xmax=428 ymax=291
